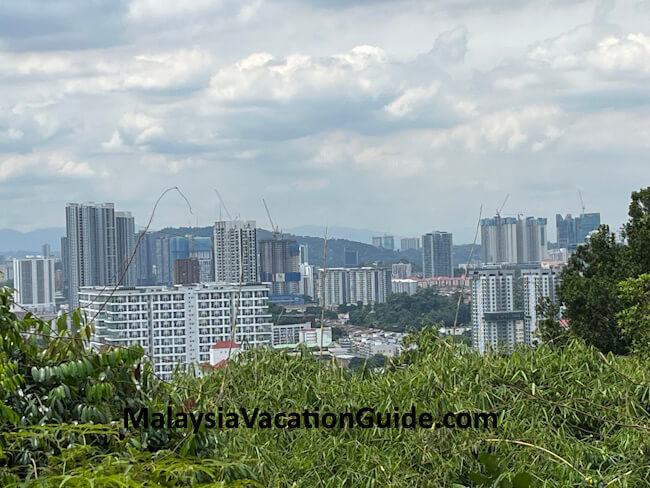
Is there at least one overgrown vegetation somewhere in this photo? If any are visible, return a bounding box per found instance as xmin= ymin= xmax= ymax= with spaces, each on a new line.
xmin=2 ymin=285 xmax=648 ymax=486
xmin=346 ymin=288 xmax=471 ymax=331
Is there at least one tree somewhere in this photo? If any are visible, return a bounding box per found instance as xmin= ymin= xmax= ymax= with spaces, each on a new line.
xmin=557 ymin=226 xmax=633 ymax=354
xmin=617 ymin=273 xmax=650 ymax=356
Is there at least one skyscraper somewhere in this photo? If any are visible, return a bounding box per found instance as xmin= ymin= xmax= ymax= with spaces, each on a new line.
xmin=13 ymin=256 xmax=56 ymax=313
xmin=516 ymin=217 xmax=547 ymax=263
xmin=372 ymin=235 xmax=394 ymax=250
xmin=422 ymin=231 xmax=453 ymax=277
xmin=556 ymin=213 xmax=601 ymax=248
xmin=400 ymin=237 xmax=420 ymax=251
xmin=480 ymin=217 xmax=518 ymax=264
xmin=259 ymin=238 xmax=300 ymax=295
xmin=65 ymin=202 xmax=118 ymax=310
xmin=213 ymin=220 xmax=258 ymax=283
xmin=116 ymin=211 xmax=136 ymax=286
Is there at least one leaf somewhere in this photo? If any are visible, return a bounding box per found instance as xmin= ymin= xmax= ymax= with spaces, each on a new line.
xmin=512 ymin=472 xmax=533 ymax=488
xmin=478 ymin=452 xmax=501 ymax=475
xmin=469 ymin=472 xmax=493 ymax=486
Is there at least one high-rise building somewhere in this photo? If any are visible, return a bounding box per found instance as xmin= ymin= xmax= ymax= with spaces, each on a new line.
xmin=12 ymin=256 xmax=56 ymax=313
xmin=391 ymin=262 xmax=412 ymax=279
xmin=174 ymin=257 xmax=201 ymax=284
xmin=60 ymin=236 xmax=69 ymax=298
xmin=471 ymin=268 xmax=525 ymax=353
xmin=65 ymin=202 xmax=118 ymax=310
xmin=516 ymin=217 xmax=547 ymax=263
xmin=481 ymin=217 xmax=518 ymax=264
xmin=372 ymin=235 xmax=394 ymax=250
xmin=299 ymin=244 xmax=309 ymax=264
xmin=316 ymin=267 xmax=390 ymax=308
xmin=42 ymin=244 xmax=51 ymax=258
xmin=213 ymin=220 xmax=258 ymax=283
xmin=189 ymin=236 xmax=213 ymax=282
xmin=259 ymin=238 xmax=300 ymax=295
xmin=391 ymin=278 xmax=418 ymax=295
xmin=135 ymin=231 xmax=156 ymax=286
xmin=522 ymin=266 xmax=562 ymax=344
xmin=115 ymin=211 xmax=136 ymax=286
xmin=400 ymin=237 xmax=421 ymax=251
xmin=422 ymin=231 xmax=453 ymax=277
xmin=344 ymin=247 xmax=359 ymax=267
xmin=80 ymin=282 xmax=272 ymax=380
xmin=299 ymin=263 xmax=316 ymax=299
xmin=556 ymin=213 xmax=601 ymax=248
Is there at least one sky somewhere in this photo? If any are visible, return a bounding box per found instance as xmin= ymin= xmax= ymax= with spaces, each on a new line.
xmin=1 ymin=0 xmax=649 ymax=243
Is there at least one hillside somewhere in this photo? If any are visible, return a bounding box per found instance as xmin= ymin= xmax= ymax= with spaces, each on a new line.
xmin=161 ymin=226 xmax=480 ymax=269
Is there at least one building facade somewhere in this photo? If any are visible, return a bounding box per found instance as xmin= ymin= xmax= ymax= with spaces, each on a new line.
xmin=13 ymin=256 xmax=56 ymax=313
xmin=391 ymin=262 xmax=412 ymax=279
xmin=522 ymin=266 xmax=562 ymax=344
xmin=65 ymin=202 xmax=119 ymax=310
xmin=516 ymin=217 xmax=547 ymax=263
xmin=481 ymin=217 xmax=518 ymax=264
xmin=316 ymin=267 xmax=390 ymax=308
xmin=259 ymin=238 xmax=301 ymax=296
xmin=80 ymin=282 xmax=272 ymax=380
xmin=214 ymin=220 xmax=258 ymax=283
xmin=556 ymin=213 xmax=601 ymax=248
xmin=400 ymin=237 xmax=421 ymax=251
xmin=116 ymin=211 xmax=136 ymax=286
xmin=174 ymin=257 xmax=201 ymax=284
xmin=391 ymin=278 xmax=419 ymax=295
xmin=471 ymin=268 xmax=526 ymax=353
xmin=422 ymin=231 xmax=453 ymax=277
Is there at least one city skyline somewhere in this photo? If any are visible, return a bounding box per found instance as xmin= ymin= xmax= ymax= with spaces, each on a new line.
xmin=1 ymin=1 xmax=649 ymax=242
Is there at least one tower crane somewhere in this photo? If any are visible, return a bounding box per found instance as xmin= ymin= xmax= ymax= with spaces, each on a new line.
xmin=578 ymin=190 xmax=586 ymax=216
xmin=263 ymin=198 xmax=281 ymax=239
xmin=496 ymin=194 xmax=510 ymax=218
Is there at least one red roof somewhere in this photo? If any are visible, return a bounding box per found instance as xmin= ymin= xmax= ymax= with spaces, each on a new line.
xmin=211 ymin=340 xmax=241 ymax=349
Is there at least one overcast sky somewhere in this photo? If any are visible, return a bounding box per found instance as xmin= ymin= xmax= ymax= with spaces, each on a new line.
xmin=1 ymin=0 xmax=649 ymax=242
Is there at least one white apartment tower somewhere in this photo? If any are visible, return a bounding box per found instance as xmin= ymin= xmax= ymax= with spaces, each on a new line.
xmin=80 ymin=282 xmax=272 ymax=380
xmin=471 ymin=268 xmax=526 ymax=353
xmin=13 ymin=257 xmax=56 ymax=313
xmin=522 ymin=266 xmax=562 ymax=343
xmin=213 ymin=220 xmax=258 ymax=283
xmin=316 ymin=267 xmax=390 ymax=308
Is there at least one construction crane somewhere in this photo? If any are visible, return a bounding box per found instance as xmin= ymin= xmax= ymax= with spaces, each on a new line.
xmin=578 ymin=190 xmax=586 ymax=216
xmin=496 ymin=194 xmax=510 ymax=218
xmin=263 ymin=198 xmax=281 ymax=238
xmin=214 ymin=189 xmax=233 ymax=220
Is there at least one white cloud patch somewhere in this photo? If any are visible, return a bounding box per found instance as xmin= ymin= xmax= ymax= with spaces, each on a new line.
xmin=209 ymin=46 xmax=390 ymax=102
xmin=587 ymin=33 xmax=650 ymax=75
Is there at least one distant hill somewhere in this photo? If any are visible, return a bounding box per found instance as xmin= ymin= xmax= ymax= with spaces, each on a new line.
xmin=0 ymin=225 xmax=481 ymax=268
xmin=284 ymin=225 xmax=384 ymax=245
xmin=160 ymin=226 xmax=480 ymax=269
xmin=0 ymin=228 xmax=65 ymax=255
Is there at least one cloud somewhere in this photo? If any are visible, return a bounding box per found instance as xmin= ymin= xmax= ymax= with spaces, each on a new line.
xmin=0 ymin=153 xmax=95 ymax=182
xmin=209 ymin=46 xmax=390 ymax=102
xmin=587 ymin=33 xmax=650 ymax=75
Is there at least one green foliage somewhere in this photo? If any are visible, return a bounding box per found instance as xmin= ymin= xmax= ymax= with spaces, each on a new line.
xmin=617 ymin=273 xmax=650 ymax=355
xmin=535 ymin=298 xmax=571 ymax=347
xmin=348 ymin=288 xmax=470 ymax=331
xmin=1 ymin=286 xmax=649 ymax=486
xmin=558 ymin=186 xmax=650 ymax=354
xmin=558 ymin=226 xmax=633 ymax=354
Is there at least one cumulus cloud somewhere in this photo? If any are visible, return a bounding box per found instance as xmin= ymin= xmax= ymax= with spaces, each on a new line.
xmin=209 ymin=46 xmax=390 ymax=102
